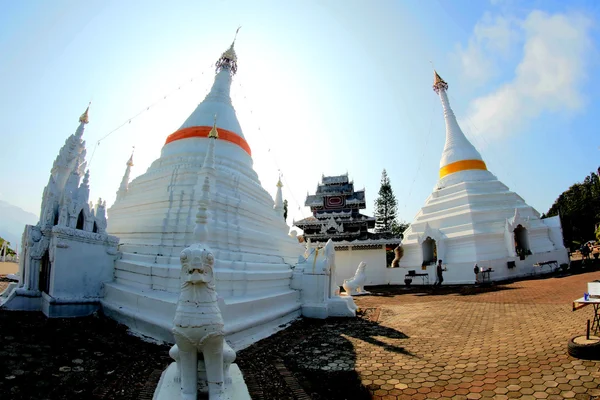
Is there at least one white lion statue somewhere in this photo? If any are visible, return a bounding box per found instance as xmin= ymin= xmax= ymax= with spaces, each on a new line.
xmin=343 ymin=261 xmax=369 ymax=296
xmin=172 ymin=244 xmax=227 ymax=400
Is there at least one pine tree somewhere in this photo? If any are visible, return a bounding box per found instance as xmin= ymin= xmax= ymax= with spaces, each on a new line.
xmin=374 ymin=169 xmax=399 ymax=232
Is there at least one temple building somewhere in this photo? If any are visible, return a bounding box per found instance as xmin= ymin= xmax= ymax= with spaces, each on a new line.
xmin=294 ymin=174 xmax=401 ymax=286
xmin=102 ymin=39 xmax=307 ymax=347
xmin=396 ymin=72 xmax=568 ymax=283
xmin=295 ymin=174 xmax=375 ymax=242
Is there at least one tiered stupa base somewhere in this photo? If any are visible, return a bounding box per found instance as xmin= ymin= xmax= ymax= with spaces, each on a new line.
xmin=399 ymin=176 xmax=569 ymax=284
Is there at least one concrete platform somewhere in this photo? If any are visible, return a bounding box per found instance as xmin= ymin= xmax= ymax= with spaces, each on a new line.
xmin=153 ymin=362 xmax=250 ymax=400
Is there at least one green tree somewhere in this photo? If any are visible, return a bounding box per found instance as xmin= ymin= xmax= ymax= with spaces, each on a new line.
xmin=0 ymin=237 xmax=16 ymax=256
xmin=283 ymin=199 xmax=288 ymax=222
xmin=374 ymin=169 xmax=399 ymax=233
xmin=391 ymin=221 xmax=410 ymax=239
xmin=544 ymin=166 xmax=600 ymax=249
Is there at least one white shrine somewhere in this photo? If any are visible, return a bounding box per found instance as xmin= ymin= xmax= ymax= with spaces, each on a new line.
xmin=0 ymin=107 xmax=119 ymax=316
xmin=397 ymin=72 xmax=569 ymax=283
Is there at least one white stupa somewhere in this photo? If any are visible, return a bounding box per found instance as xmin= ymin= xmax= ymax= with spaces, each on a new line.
xmin=399 ymin=71 xmax=568 ymax=283
xmin=103 ymin=39 xmax=302 ymax=347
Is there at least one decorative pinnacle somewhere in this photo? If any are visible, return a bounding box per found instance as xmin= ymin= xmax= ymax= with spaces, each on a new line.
xmin=433 ymin=70 xmax=448 ymax=94
xmin=126 ymin=146 xmax=135 ymax=166
xmin=79 ymin=102 xmax=91 ymax=124
xmin=276 ymin=175 xmax=283 ymax=188
xmin=208 ymin=114 xmax=219 ymax=139
xmin=215 ymin=29 xmax=240 ymax=75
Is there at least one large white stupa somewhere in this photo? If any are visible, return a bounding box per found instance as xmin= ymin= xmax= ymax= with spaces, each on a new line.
xmin=398 ymin=72 xmax=568 ymax=283
xmin=103 ymin=39 xmax=303 ymax=346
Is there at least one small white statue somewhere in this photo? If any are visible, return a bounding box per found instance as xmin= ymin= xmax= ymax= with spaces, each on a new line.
xmin=343 ymin=261 xmax=369 ymax=296
xmin=172 ymin=245 xmax=225 ymax=400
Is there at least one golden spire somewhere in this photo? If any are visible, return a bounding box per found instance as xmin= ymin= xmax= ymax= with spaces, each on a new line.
xmin=208 ymin=114 xmax=219 ymax=139
xmin=433 ymin=70 xmax=449 ymax=94
xmin=276 ymin=175 xmax=283 ymax=188
xmin=79 ymin=102 xmax=91 ymax=124
xmin=127 ymin=146 xmax=135 ymax=167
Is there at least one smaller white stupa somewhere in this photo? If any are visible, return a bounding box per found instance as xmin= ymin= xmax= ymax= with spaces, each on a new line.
xmin=1 ymin=106 xmax=119 ymax=315
xmin=398 ymin=72 xmax=568 ymax=283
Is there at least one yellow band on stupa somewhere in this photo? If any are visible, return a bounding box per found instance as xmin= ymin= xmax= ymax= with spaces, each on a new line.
xmin=439 ymin=159 xmax=487 ymax=178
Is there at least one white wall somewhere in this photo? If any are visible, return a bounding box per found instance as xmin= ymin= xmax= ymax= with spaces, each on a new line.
xmin=50 ymin=234 xmax=117 ymax=300
xmin=334 ymin=246 xmax=388 ymax=286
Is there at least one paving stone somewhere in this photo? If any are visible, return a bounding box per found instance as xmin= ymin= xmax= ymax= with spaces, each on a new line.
xmin=252 ymin=271 xmax=600 ymax=399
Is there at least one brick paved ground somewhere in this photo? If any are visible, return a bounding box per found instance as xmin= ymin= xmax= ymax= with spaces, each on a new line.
xmin=346 ymin=271 xmax=600 ymax=400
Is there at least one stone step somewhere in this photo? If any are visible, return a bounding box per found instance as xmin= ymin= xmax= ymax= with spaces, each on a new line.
xmin=102 ymin=282 xmax=301 ymax=349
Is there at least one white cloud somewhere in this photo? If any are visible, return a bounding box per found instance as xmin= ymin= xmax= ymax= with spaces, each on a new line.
xmin=454 ymin=12 xmax=519 ymax=84
xmin=461 ymin=10 xmax=593 ymax=140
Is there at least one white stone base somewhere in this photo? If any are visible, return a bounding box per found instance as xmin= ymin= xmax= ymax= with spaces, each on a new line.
xmin=153 ymin=362 xmax=250 ymax=400
xmin=41 ymin=292 xmax=101 ymax=318
xmin=0 ymin=287 xmax=42 ymax=311
xmin=343 ymin=291 xmax=371 ymax=296
xmin=328 ymin=296 xmax=357 ymax=317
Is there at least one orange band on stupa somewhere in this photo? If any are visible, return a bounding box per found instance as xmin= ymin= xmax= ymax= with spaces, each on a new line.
xmin=439 ymin=159 xmax=487 ymax=178
xmin=165 ymin=126 xmax=252 ymax=156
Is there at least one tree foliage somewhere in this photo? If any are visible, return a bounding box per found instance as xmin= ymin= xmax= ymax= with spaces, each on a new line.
xmin=283 ymin=199 xmax=288 ymax=222
xmin=391 ymin=221 xmax=410 ymax=239
xmin=544 ymin=166 xmax=600 ymax=249
xmin=374 ymin=169 xmax=399 ymax=233
xmin=0 ymin=237 xmax=16 ymax=256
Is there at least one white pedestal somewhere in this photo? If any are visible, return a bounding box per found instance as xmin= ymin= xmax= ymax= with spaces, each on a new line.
xmin=153 ymin=362 xmax=250 ymax=400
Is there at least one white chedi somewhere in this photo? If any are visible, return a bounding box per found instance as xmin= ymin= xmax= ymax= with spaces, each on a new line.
xmin=103 ymin=39 xmax=306 ymax=346
xmin=398 ymin=71 xmax=568 ymax=283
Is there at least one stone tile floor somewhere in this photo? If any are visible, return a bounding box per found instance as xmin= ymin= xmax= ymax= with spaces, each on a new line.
xmin=1 ymin=268 xmax=600 ymax=399
xmin=343 ymin=271 xmax=600 ymax=400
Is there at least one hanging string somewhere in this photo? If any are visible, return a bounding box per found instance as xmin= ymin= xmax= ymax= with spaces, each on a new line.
xmin=87 ymin=62 xmax=215 ymax=168
xmin=234 ymin=81 xmax=308 ymax=220
xmin=403 ymin=93 xmax=437 ymax=212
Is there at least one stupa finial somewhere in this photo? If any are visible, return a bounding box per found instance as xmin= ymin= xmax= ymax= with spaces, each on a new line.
xmin=127 ymin=146 xmax=135 ymax=167
xmin=215 ymin=29 xmax=240 ymax=75
xmin=208 ymin=114 xmax=219 ymax=139
xmin=433 ymin=70 xmax=448 ymax=94
xmin=79 ymin=102 xmax=91 ymax=124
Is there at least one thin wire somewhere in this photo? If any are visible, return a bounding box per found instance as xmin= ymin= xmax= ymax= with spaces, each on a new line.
xmin=235 ymin=81 xmax=307 ymax=219
xmin=87 ymin=62 xmax=215 ymax=167
xmin=404 ymin=93 xmax=437 ymax=212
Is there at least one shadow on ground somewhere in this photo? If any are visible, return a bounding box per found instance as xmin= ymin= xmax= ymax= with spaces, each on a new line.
xmin=0 ymin=310 xmax=171 ymax=400
xmin=237 ymin=315 xmax=411 ymax=400
xmin=363 ymin=283 xmax=518 ymax=298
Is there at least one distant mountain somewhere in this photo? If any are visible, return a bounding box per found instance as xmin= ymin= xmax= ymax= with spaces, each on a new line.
xmin=0 ymin=200 xmax=38 ymax=249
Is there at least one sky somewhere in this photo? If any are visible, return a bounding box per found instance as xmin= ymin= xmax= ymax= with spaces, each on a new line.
xmin=1 ymin=0 xmax=599 ymax=229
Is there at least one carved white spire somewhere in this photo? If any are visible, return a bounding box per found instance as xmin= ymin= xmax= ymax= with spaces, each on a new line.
xmin=194 ymin=176 xmax=211 ymax=243
xmin=274 ymin=175 xmax=284 ymax=216
xmin=433 ymin=71 xmax=487 ymax=180
xmin=116 ymin=150 xmax=135 ymax=200
xmin=200 ymin=115 xmax=218 ymax=177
